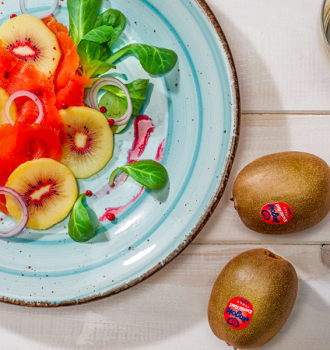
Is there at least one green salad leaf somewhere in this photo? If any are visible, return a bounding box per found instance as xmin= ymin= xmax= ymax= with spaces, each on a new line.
xmin=106 ymin=44 xmax=178 ymax=75
xmin=99 ymin=79 xmax=150 ymax=133
xmin=77 ymin=41 xmax=100 ymax=70
xmin=99 ymin=43 xmax=111 ymax=61
xmin=103 ymin=79 xmax=150 ymax=115
xmin=85 ymin=60 xmax=116 ymax=78
xmin=109 ymin=160 xmax=168 ymax=190
xmin=94 ymin=9 xmax=126 ymax=47
xmin=99 ymin=90 xmax=127 ymax=134
xmin=69 ymin=194 xmax=95 ymax=243
xmin=82 ymin=25 xmax=114 ymax=44
xmin=68 ymin=0 xmax=102 ymax=45
xmin=68 ymin=1 xmax=178 ymax=78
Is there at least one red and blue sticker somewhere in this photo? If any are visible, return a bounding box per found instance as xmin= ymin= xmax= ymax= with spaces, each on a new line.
xmin=260 ymin=202 xmax=293 ymax=225
xmin=224 ymin=296 xmax=254 ymax=330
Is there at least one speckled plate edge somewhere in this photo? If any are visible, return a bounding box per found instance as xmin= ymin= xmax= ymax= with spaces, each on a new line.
xmin=1 ymin=0 xmax=240 ymax=307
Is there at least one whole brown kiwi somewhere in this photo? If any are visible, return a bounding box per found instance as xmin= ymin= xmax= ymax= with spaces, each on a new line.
xmin=208 ymin=249 xmax=298 ymax=349
xmin=233 ymin=152 xmax=330 ymax=234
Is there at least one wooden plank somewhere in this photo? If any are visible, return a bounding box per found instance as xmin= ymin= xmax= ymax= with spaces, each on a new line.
xmin=205 ymin=0 xmax=330 ymax=112
xmin=0 ymin=244 xmax=328 ymax=349
xmin=195 ymin=114 xmax=330 ymax=243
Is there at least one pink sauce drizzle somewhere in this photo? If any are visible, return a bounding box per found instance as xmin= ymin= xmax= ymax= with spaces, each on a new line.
xmin=99 ymin=135 xmax=166 ymax=222
xmin=95 ymin=115 xmax=155 ymax=198
xmin=128 ymin=115 xmax=155 ymax=163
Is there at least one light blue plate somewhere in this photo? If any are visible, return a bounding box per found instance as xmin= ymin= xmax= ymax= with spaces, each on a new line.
xmin=0 ymin=0 xmax=239 ymax=306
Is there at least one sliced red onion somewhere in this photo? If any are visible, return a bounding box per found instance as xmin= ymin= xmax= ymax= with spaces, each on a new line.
xmin=5 ymin=90 xmax=44 ymax=125
xmin=20 ymin=0 xmax=58 ymax=19
xmin=89 ymin=77 xmax=133 ymax=126
xmin=0 ymin=187 xmax=29 ymax=238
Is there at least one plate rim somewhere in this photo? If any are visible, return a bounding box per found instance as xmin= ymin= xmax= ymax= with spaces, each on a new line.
xmin=1 ymin=0 xmax=241 ymax=307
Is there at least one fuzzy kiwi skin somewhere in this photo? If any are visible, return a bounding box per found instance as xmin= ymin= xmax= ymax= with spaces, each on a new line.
xmin=208 ymin=249 xmax=298 ymax=349
xmin=233 ymin=152 xmax=330 ymax=234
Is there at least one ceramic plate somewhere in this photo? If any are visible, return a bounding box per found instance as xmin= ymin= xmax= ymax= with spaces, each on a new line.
xmin=0 ymin=0 xmax=239 ymax=306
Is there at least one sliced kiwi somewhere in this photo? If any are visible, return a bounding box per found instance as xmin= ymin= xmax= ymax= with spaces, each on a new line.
xmin=0 ymin=87 xmax=17 ymax=125
xmin=0 ymin=14 xmax=61 ymax=78
xmin=59 ymin=107 xmax=114 ymax=179
xmin=5 ymin=158 xmax=78 ymax=230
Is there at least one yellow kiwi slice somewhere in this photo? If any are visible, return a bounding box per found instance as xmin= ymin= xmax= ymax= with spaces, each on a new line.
xmin=5 ymin=159 xmax=78 ymax=230
xmin=0 ymin=14 xmax=61 ymax=78
xmin=59 ymin=107 xmax=114 ymax=179
xmin=0 ymin=87 xmax=17 ymax=125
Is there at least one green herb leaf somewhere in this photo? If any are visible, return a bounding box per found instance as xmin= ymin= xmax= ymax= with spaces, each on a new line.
xmin=94 ymin=9 xmax=126 ymax=47
xmin=106 ymin=44 xmax=178 ymax=75
xmin=109 ymin=160 xmax=168 ymax=190
xmin=82 ymin=25 xmax=114 ymax=44
xmin=85 ymin=60 xmax=116 ymax=78
xmin=102 ymin=79 xmax=150 ymax=115
xmin=69 ymin=194 xmax=95 ymax=243
xmin=77 ymin=41 xmax=101 ymax=71
xmin=99 ymin=90 xmax=127 ymax=134
xmin=99 ymin=43 xmax=111 ymax=61
xmin=99 ymin=79 xmax=150 ymax=133
xmin=68 ymin=0 xmax=102 ymax=45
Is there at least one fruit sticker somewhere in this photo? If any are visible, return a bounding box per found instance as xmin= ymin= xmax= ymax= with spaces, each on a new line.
xmin=260 ymin=202 xmax=293 ymax=225
xmin=224 ymin=297 xmax=254 ymax=330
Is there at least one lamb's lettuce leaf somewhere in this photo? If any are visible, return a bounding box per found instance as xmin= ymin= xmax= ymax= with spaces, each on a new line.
xmin=94 ymin=9 xmax=126 ymax=47
xmin=106 ymin=44 xmax=178 ymax=75
xmin=68 ymin=0 xmax=102 ymax=45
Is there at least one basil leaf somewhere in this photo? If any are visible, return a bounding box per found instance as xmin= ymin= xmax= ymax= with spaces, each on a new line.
xmin=106 ymin=44 xmax=178 ymax=75
xmin=68 ymin=0 xmax=102 ymax=45
xmin=85 ymin=60 xmax=115 ymax=78
xmin=102 ymin=79 xmax=150 ymax=116
xmin=82 ymin=25 xmax=114 ymax=44
xmin=99 ymin=91 xmax=128 ymax=134
xmin=109 ymin=160 xmax=168 ymax=190
xmin=69 ymin=194 xmax=95 ymax=243
xmin=94 ymin=9 xmax=126 ymax=46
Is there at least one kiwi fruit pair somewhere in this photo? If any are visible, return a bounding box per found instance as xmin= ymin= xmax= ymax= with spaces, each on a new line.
xmin=233 ymin=152 xmax=330 ymax=234
xmin=208 ymin=249 xmax=298 ymax=349
xmin=0 ymin=14 xmax=61 ymax=77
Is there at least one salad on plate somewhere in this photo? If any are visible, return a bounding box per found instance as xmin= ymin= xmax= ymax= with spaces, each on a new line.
xmin=0 ymin=0 xmax=177 ymax=242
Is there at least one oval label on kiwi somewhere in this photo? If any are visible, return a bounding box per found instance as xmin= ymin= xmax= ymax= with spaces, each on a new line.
xmin=224 ymin=296 xmax=254 ymax=330
xmin=260 ymin=202 xmax=293 ymax=225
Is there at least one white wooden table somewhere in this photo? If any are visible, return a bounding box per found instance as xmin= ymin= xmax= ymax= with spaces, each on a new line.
xmin=3 ymin=0 xmax=330 ymax=349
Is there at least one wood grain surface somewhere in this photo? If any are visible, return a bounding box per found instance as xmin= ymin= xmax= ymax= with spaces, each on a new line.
xmin=3 ymin=0 xmax=330 ymax=349
xmin=206 ymin=0 xmax=330 ymax=112
xmin=1 ymin=245 xmax=329 ymax=349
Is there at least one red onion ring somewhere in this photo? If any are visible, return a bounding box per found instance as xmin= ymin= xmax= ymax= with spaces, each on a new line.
xmin=20 ymin=0 xmax=58 ymax=19
xmin=0 ymin=187 xmax=29 ymax=238
xmin=89 ymin=78 xmax=133 ymax=126
xmin=5 ymin=90 xmax=44 ymax=125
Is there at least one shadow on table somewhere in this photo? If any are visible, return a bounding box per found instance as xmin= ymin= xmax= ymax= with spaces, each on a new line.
xmin=0 ymin=248 xmax=212 ymax=349
xmin=261 ymin=277 xmax=330 ymax=349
